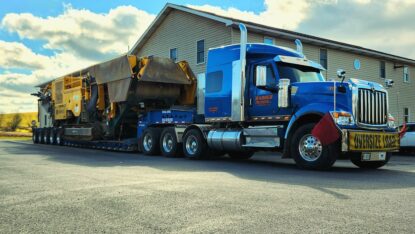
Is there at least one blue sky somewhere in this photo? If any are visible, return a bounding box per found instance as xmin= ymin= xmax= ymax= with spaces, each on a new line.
xmin=0 ymin=0 xmax=414 ymax=113
xmin=0 ymin=1 xmax=261 ymax=55
xmin=0 ymin=0 xmax=265 ymax=16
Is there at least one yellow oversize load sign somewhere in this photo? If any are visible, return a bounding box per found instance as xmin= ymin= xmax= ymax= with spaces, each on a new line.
xmin=349 ymin=131 xmax=400 ymax=151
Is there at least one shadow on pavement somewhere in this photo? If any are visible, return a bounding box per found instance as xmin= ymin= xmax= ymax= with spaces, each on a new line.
xmin=3 ymin=141 xmax=415 ymax=192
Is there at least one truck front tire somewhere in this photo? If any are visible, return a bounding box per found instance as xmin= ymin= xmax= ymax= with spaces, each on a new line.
xmin=291 ymin=123 xmax=338 ymax=170
xmin=141 ymin=128 xmax=161 ymax=155
xmin=350 ymin=153 xmax=390 ymax=169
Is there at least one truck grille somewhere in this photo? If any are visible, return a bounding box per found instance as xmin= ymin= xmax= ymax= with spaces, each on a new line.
xmin=357 ymin=89 xmax=387 ymax=125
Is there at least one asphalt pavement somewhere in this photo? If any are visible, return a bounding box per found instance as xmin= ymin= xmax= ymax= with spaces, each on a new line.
xmin=0 ymin=140 xmax=414 ymax=233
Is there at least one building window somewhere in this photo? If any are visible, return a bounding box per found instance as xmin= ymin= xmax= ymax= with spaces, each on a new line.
xmin=354 ymin=59 xmax=361 ymax=70
xmin=319 ymin=49 xmax=328 ymax=69
xmin=197 ymin=40 xmax=205 ymax=64
xmin=404 ymin=107 xmax=410 ymax=123
xmin=264 ymin=37 xmax=274 ymax=45
xmin=404 ymin=66 xmax=410 ymax=83
xmin=169 ymin=48 xmax=177 ymax=62
xmin=380 ymin=61 xmax=386 ymax=78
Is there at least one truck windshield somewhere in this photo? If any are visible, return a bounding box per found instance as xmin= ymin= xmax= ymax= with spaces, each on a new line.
xmin=276 ymin=63 xmax=325 ymax=82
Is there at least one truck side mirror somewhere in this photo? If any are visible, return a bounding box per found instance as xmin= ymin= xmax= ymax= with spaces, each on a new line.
xmin=255 ymin=66 xmax=267 ymax=87
xmin=255 ymin=65 xmax=277 ymax=92
xmin=385 ymin=79 xmax=394 ymax=88
xmin=337 ymin=69 xmax=346 ymax=79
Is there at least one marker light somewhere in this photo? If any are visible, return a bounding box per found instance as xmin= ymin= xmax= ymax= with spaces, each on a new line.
xmin=331 ymin=111 xmax=355 ymax=126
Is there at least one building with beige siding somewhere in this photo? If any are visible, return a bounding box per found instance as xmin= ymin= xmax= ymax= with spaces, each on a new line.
xmin=130 ymin=3 xmax=415 ymax=125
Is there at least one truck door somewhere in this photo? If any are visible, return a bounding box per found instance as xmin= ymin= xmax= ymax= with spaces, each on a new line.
xmin=247 ymin=63 xmax=279 ymax=119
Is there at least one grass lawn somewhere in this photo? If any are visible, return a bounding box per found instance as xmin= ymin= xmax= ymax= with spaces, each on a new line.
xmin=0 ymin=136 xmax=32 ymax=141
xmin=0 ymin=112 xmax=37 ymax=130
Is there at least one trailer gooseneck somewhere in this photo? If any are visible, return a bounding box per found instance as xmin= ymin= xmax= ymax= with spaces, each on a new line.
xmin=32 ymin=24 xmax=400 ymax=170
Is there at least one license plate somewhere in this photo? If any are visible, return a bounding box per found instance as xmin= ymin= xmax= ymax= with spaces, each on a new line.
xmin=348 ymin=131 xmax=399 ymax=151
xmin=362 ymin=152 xmax=387 ymax=161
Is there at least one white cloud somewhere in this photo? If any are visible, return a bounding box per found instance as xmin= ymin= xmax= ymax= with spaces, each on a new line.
xmin=2 ymin=5 xmax=155 ymax=60
xmin=0 ymin=88 xmax=38 ymax=113
xmin=189 ymin=0 xmax=337 ymax=30
xmin=296 ymin=0 xmax=415 ymax=59
xmin=189 ymin=0 xmax=415 ymax=59
xmin=0 ymin=5 xmax=155 ymax=113
xmin=0 ymin=41 xmax=52 ymax=70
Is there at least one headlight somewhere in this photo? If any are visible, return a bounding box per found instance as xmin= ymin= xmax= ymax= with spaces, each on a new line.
xmin=331 ymin=111 xmax=355 ymax=126
xmin=387 ymin=113 xmax=396 ymax=128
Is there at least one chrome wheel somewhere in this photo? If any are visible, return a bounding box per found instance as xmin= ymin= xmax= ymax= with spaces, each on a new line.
xmin=298 ymin=134 xmax=322 ymax=162
xmin=49 ymin=134 xmax=54 ymax=144
xmin=185 ymin=135 xmax=198 ymax=156
xmin=43 ymin=133 xmax=48 ymax=143
xmin=56 ymin=134 xmax=61 ymax=145
xmin=162 ymin=133 xmax=174 ymax=153
xmin=143 ymin=134 xmax=153 ymax=152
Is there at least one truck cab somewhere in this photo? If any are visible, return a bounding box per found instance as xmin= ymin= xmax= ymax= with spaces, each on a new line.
xmin=191 ymin=24 xmax=399 ymax=169
xmin=204 ymin=43 xmax=326 ymax=122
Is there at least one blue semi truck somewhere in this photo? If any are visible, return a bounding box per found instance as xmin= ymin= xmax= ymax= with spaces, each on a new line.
xmin=33 ymin=24 xmax=400 ymax=170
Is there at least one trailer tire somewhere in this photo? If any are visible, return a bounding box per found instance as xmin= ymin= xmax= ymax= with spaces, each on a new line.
xmin=228 ymin=151 xmax=254 ymax=160
xmin=160 ymin=127 xmax=182 ymax=157
xmin=44 ymin=128 xmax=51 ymax=144
xmin=141 ymin=128 xmax=161 ymax=155
xmin=32 ymin=129 xmax=38 ymax=143
xmin=182 ymin=129 xmax=208 ymax=160
xmin=56 ymin=129 xmax=63 ymax=145
xmin=50 ymin=128 xmax=57 ymax=145
xmin=291 ymin=123 xmax=338 ymax=170
xmin=36 ymin=129 xmax=41 ymax=143
xmin=39 ymin=128 xmax=45 ymax=144
xmin=350 ymin=153 xmax=390 ymax=169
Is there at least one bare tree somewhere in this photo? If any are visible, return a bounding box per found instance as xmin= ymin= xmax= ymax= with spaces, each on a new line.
xmin=9 ymin=113 xmax=22 ymax=131
xmin=0 ymin=113 xmax=4 ymax=129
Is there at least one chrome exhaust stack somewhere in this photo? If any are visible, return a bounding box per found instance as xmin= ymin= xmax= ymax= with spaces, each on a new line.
xmin=231 ymin=23 xmax=248 ymax=122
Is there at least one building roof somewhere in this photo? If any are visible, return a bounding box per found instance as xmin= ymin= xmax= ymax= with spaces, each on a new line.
xmin=129 ymin=3 xmax=415 ymax=66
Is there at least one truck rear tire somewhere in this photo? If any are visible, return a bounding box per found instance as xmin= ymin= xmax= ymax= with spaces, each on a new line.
xmin=228 ymin=151 xmax=254 ymax=160
xmin=160 ymin=127 xmax=181 ymax=157
xmin=182 ymin=129 xmax=208 ymax=160
xmin=141 ymin=128 xmax=161 ymax=155
xmin=291 ymin=123 xmax=338 ymax=170
xmin=350 ymin=153 xmax=390 ymax=169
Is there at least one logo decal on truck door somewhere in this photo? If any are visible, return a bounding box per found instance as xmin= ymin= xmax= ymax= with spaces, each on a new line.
xmin=255 ymin=95 xmax=273 ymax=106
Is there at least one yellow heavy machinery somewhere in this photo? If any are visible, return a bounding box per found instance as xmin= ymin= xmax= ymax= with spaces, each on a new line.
xmin=33 ymin=55 xmax=197 ymax=145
